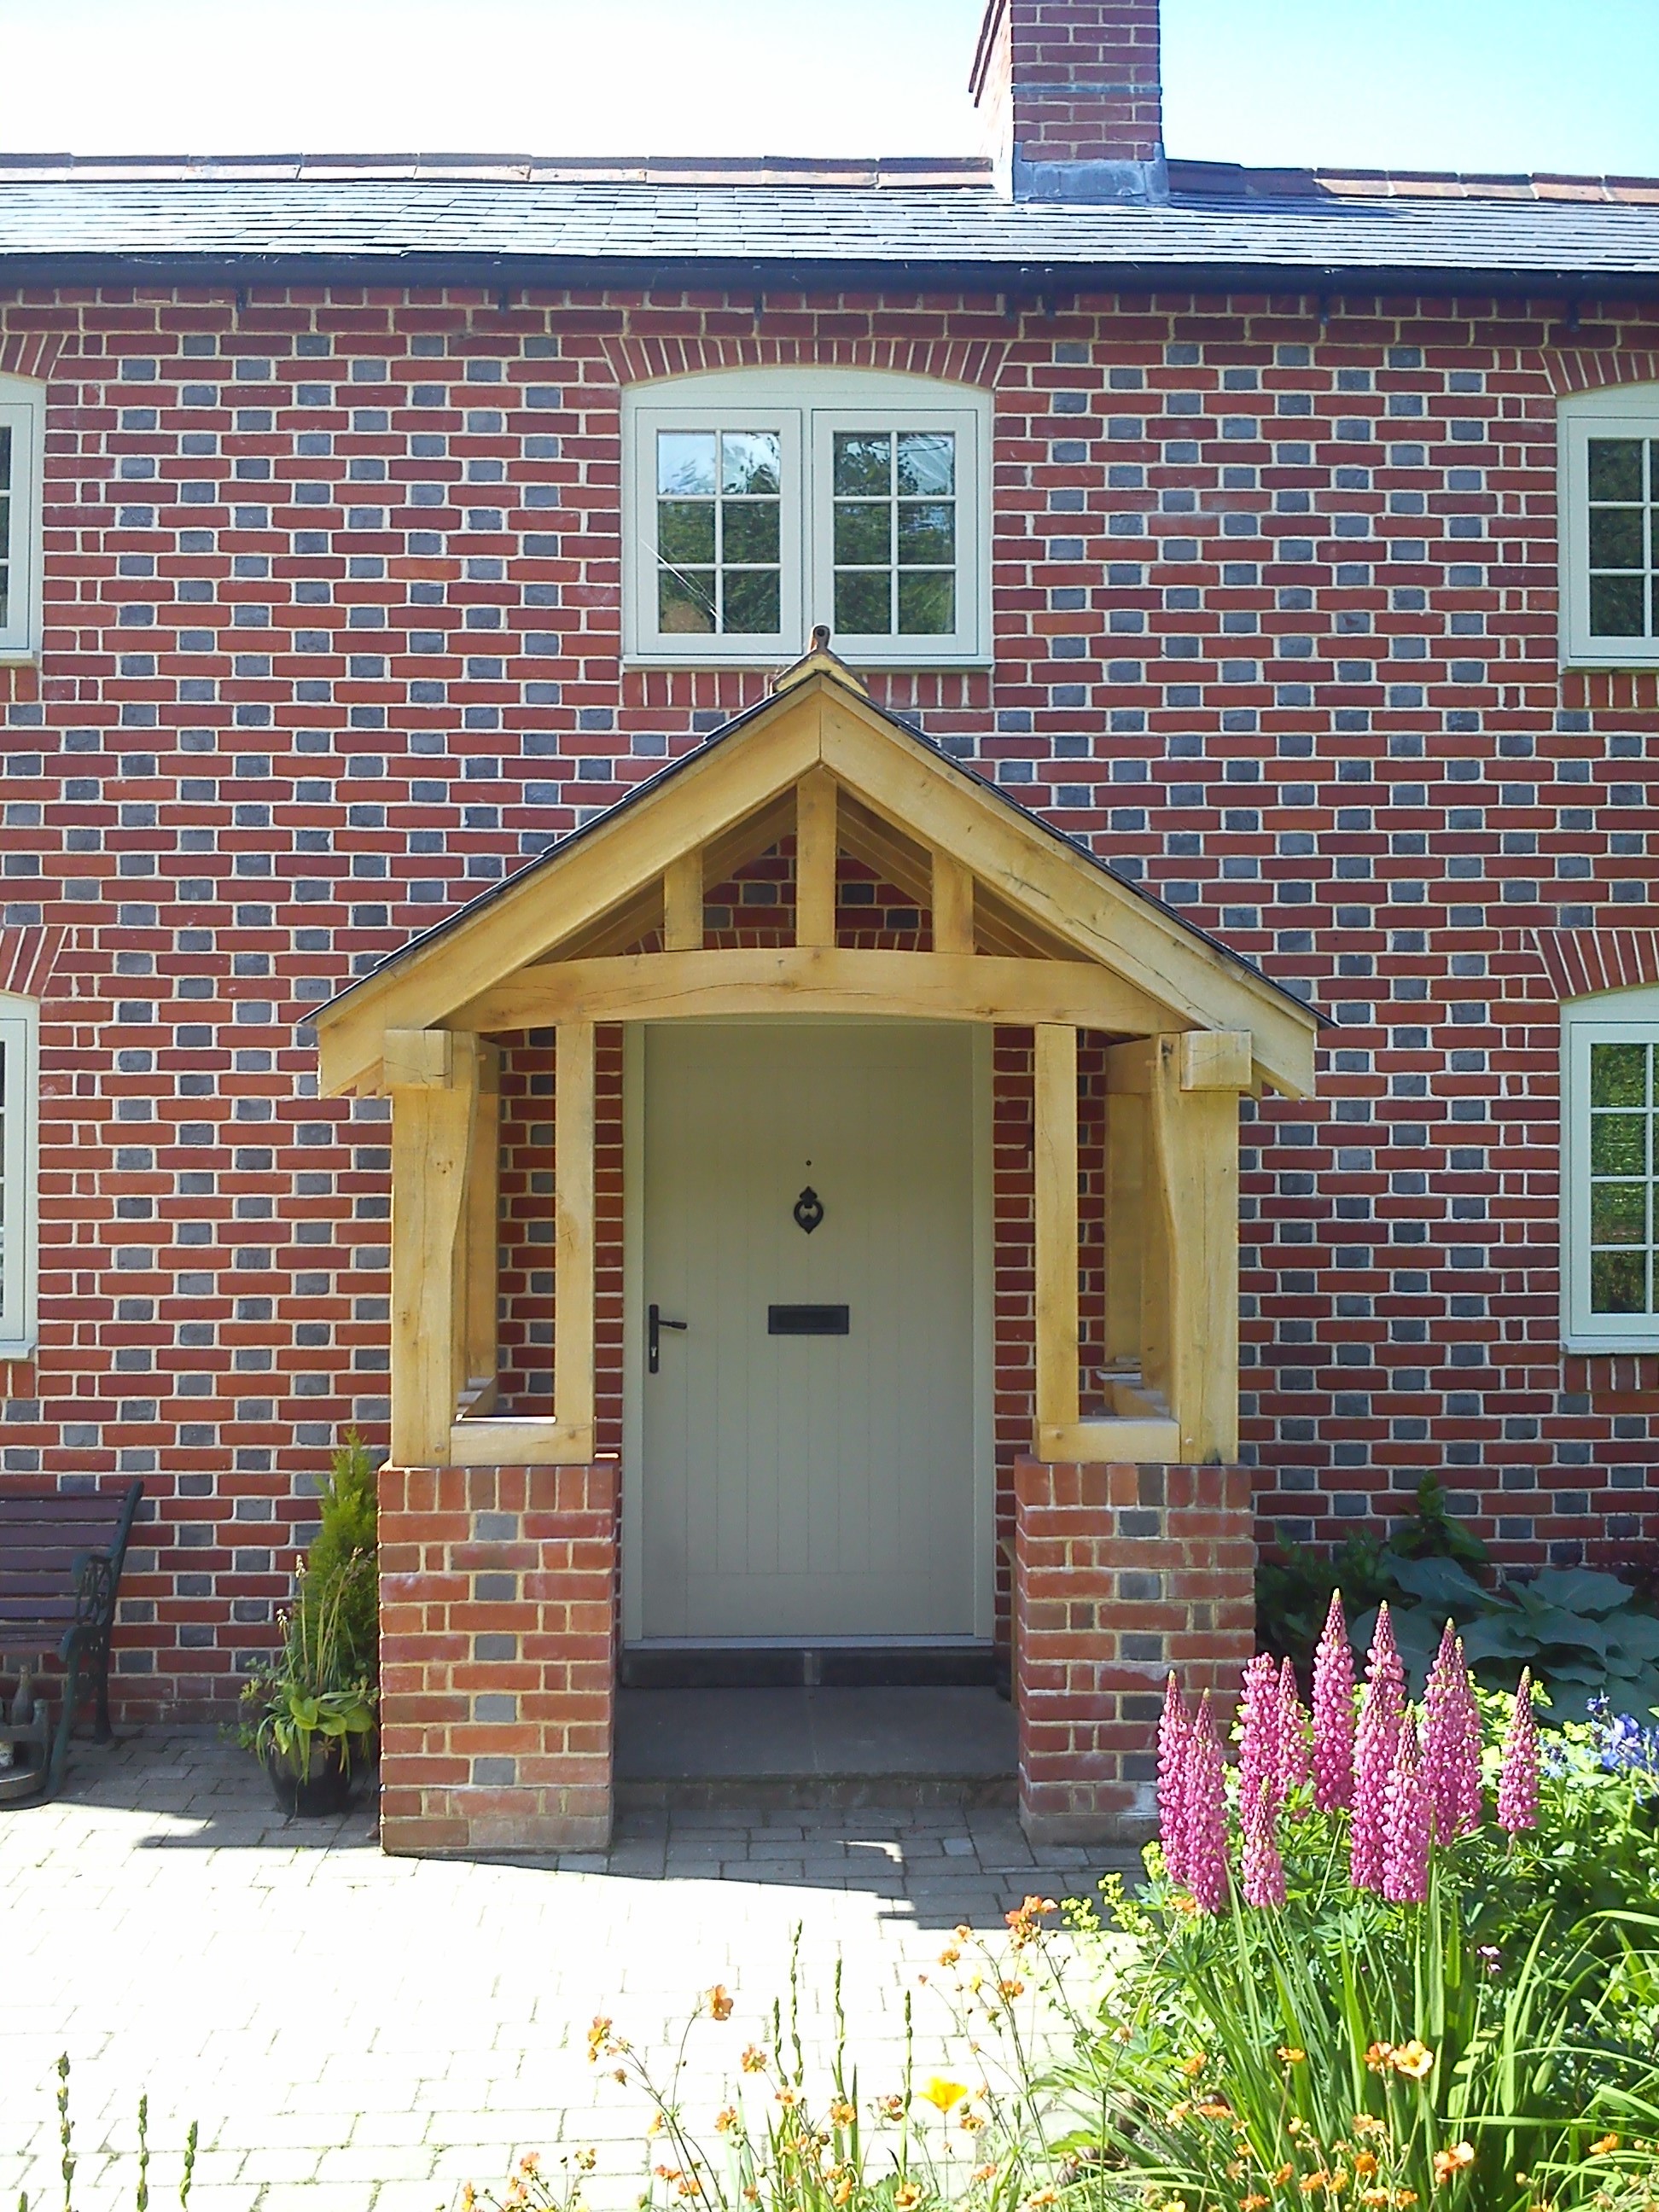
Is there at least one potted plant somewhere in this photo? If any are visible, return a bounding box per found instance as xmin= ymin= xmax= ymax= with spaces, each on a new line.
xmin=237 ymin=1554 xmax=378 ymax=1815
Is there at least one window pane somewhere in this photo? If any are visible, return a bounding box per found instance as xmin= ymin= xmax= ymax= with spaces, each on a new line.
xmin=898 ymin=570 xmax=956 ymax=634
xmin=0 ymin=422 xmax=9 ymax=632
xmin=1589 ymin=438 xmax=1644 ymax=501
xmin=0 ymin=425 xmax=10 ymax=496
xmin=1591 ymin=573 xmax=1646 ymax=637
xmin=720 ymin=431 xmax=780 ymax=497
xmin=1592 ymin=1112 xmax=1647 ymax=1176
xmin=835 ymin=570 xmax=891 ymax=633
xmin=834 ymin=501 xmax=888 ymax=564
xmin=1592 ymin=1249 xmax=1649 ymax=1314
xmin=1592 ymin=1041 xmax=1648 ymax=1106
xmin=1592 ymin=1181 xmax=1649 ymax=1244
xmin=897 ymin=501 xmax=955 ymax=565
xmin=834 ymin=433 xmax=891 ymax=496
xmin=658 ymin=431 xmax=717 ymax=496
xmin=1590 ymin=505 xmax=1645 ymax=569
xmin=896 ymin=431 xmax=954 ymax=496
xmin=658 ymin=500 xmax=715 ymax=564
xmin=659 ymin=569 xmax=717 ymax=633
xmin=722 ymin=568 xmax=780 ymax=634
xmin=722 ymin=501 xmax=779 ymax=563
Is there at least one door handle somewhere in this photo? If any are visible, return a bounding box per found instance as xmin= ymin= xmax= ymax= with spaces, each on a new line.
xmin=648 ymin=1301 xmax=687 ymax=1375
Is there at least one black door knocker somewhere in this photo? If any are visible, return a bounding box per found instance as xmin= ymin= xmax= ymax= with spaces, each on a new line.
xmin=793 ymin=1185 xmax=824 ymax=1235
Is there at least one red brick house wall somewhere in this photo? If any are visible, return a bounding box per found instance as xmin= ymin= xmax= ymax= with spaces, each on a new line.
xmin=0 ymin=283 xmax=1656 ymax=1716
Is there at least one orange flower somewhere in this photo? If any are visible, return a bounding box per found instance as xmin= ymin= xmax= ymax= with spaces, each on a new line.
xmin=1431 ymin=2145 xmax=1476 ymax=2189
xmin=740 ymin=2045 xmax=769 ymax=2074
xmin=1273 ymin=2167 xmax=1295 ymax=2186
xmin=1393 ymin=2044 xmax=1435 ymax=2083
xmin=1352 ymin=2120 xmax=1386 ymax=2141
xmin=833 ymin=2182 xmax=853 ymax=2209
xmin=714 ymin=2109 xmax=738 ymax=2135
xmin=1355 ymin=2156 xmax=1379 ymax=2180
xmin=707 ymin=1985 xmax=734 ymax=2023
xmin=586 ymin=2016 xmax=613 ymax=2061
xmin=1182 ymin=2052 xmax=1209 ymax=2079
xmin=1198 ymin=2103 xmax=1236 ymax=2122
xmin=830 ymin=2101 xmax=857 ymax=2128
xmin=1591 ymin=2138 xmax=1621 ymax=2157
xmin=939 ymin=1946 xmax=962 ymax=1968
xmin=1241 ymin=2197 xmax=1270 ymax=2210
xmin=894 ymin=2186 xmax=923 ymax=2212
xmin=1278 ymin=2047 xmax=1307 ymax=2066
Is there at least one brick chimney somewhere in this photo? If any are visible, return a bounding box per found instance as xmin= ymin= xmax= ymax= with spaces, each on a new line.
xmin=969 ymin=0 xmax=1166 ymax=204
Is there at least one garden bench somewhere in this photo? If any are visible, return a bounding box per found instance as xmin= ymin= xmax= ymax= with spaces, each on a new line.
xmin=0 ymin=1481 xmax=143 ymax=1802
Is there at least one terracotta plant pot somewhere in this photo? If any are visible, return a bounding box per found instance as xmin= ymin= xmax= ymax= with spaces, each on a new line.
xmin=262 ymin=1738 xmax=366 ymax=1818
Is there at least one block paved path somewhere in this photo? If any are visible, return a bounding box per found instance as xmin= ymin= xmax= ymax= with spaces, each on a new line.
xmin=2 ymin=1731 xmax=1128 ymax=2212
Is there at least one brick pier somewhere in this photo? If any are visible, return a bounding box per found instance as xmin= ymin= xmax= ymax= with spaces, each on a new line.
xmin=1013 ymin=1456 xmax=1254 ymax=1842
xmin=377 ymin=1460 xmax=617 ymax=1854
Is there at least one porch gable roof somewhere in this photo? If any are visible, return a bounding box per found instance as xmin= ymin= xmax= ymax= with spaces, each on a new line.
xmin=312 ymin=653 xmax=1323 ymax=1098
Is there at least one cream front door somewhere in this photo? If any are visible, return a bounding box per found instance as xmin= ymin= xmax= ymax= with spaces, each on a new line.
xmin=636 ymin=1022 xmax=981 ymax=1641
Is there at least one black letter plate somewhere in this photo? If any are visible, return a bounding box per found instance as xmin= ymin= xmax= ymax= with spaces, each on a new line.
xmin=767 ymin=1304 xmax=850 ymax=1336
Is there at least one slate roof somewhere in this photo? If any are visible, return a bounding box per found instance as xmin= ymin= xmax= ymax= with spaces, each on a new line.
xmin=0 ymin=154 xmax=1656 ymax=290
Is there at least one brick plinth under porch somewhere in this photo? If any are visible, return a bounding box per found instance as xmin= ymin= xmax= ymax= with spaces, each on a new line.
xmin=1014 ymin=1457 xmax=1254 ymax=1844
xmin=377 ymin=1460 xmax=617 ymax=1854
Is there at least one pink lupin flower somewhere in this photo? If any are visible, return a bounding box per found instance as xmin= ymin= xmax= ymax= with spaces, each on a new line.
xmin=1238 ymin=1652 xmax=1283 ymax=1818
xmin=1312 ymin=1590 xmax=1356 ymax=1813
xmin=1242 ymin=1774 xmax=1286 ymax=1908
xmin=1157 ymin=1673 xmax=1193 ymax=1887
xmin=1183 ymin=1692 xmax=1230 ymax=1913
xmin=1421 ymin=1621 xmax=1483 ymax=1842
xmin=1498 ymin=1670 xmax=1540 ymax=1835
xmin=1278 ymin=1656 xmax=1312 ymax=1815
xmin=1350 ymin=1604 xmax=1406 ymax=1892
xmin=1382 ymin=1710 xmax=1431 ymax=1904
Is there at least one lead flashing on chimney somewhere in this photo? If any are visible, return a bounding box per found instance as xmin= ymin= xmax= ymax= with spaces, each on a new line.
xmin=1013 ymin=152 xmax=1170 ymax=206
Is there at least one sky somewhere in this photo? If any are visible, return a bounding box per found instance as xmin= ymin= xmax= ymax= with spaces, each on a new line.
xmin=0 ymin=0 xmax=1656 ymax=178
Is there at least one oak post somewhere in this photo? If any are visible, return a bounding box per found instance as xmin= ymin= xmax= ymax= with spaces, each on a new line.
xmin=388 ymin=1033 xmax=478 ymax=1465
xmin=663 ymin=851 xmax=704 ymax=952
xmin=462 ymin=1041 xmax=502 ymax=1392
xmin=1150 ymin=1032 xmax=1241 ymax=1462
xmin=931 ymin=851 xmax=975 ymax=955
xmin=795 ymin=769 xmax=838 ymax=950
xmin=554 ymin=1019 xmax=597 ymax=1442
xmin=1033 ymin=1022 xmax=1080 ymax=1438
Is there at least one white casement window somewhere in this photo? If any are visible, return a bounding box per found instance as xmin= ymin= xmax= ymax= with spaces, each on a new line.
xmin=1560 ymin=384 xmax=1659 ymax=668
xmin=622 ymin=370 xmax=990 ymax=668
xmin=0 ymin=997 xmax=39 ymax=1356
xmin=1563 ymin=986 xmax=1659 ymax=1348
xmin=0 ymin=377 xmax=44 ymax=661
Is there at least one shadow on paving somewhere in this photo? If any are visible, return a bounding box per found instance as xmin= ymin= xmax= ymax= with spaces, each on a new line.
xmin=28 ymin=1726 xmax=1134 ymax=1926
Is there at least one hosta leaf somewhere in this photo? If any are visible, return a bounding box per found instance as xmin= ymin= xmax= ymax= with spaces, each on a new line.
xmin=1459 ymin=1615 xmax=1547 ymax=1662
xmin=1528 ymin=1567 xmax=1637 ymax=1617
xmin=1389 ymin=1555 xmax=1489 ymax=1614
xmin=1605 ymin=1613 xmax=1659 ymax=1663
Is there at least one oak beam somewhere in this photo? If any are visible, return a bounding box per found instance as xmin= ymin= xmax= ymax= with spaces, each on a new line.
xmin=932 ymin=851 xmax=975 ymax=955
xmin=663 ymin=851 xmax=704 ymax=952
xmin=1037 ymin=1417 xmax=1182 ymax=1465
xmin=448 ymin=1416 xmax=596 ymax=1467
xmin=451 ymin=946 xmax=1170 ymax=1035
xmin=795 ymin=769 xmax=838 ymax=950
xmin=554 ymin=1020 xmax=597 ymax=1441
xmin=388 ymin=1033 xmax=478 ymax=1465
xmin=1033 ymin=1022 xmax=1080 ymax=1438
xmin=1150 ymin=1032 xmax=1240 ymax=1463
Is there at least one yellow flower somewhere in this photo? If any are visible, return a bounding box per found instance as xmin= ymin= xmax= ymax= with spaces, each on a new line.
xmin=894 ymin=2186 xmax=923 ymax=2211
xmin=586 ymin=2017 xmax=613 ymax=2062
xmin=1591 ymin=2138 xmax=1621 ymax=2157
xmin=922 ymin=2078 xmax=969 ymax=2113
xmin=707 ymin=1985 xmax=734 ymax=2023
xmin=833 ymin=2182 xmax=853 ymax=2209
xmin=1393 ymin=2044 xmax=1435 ymax=2083
xmin=830 ymin=2101 xmax=857 ymax=2128
xmin=1278 ymin=2047 xmax=1307 ymax=2066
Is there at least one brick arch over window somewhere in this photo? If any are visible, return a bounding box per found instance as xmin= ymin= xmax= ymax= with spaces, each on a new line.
xmin=1533 ymin=927 xmax=1659 ymax=1002
xmin=1545 ymin=349 xmax=1659 ymax=397
xmin=600 ymin=333 xmax=1010 ymax=389
xmin=0 ymin=333 xmax=68 ymax=383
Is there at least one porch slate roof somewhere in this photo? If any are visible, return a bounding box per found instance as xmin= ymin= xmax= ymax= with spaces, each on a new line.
xmin=3 ymin=166 xmax=1659 ymax=289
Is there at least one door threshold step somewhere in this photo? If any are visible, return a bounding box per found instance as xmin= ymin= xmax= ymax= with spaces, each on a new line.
xmin=620 ymin=1644 xmax=1004 ymax=1691
xmin=616 ymin=1773 xmax=1018 ymax=1813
